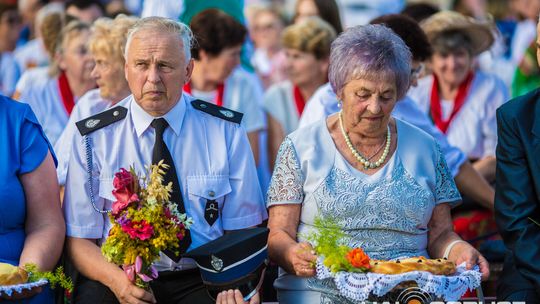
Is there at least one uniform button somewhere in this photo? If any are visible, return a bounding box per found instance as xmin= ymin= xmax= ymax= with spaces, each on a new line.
xmin=208 ymin=190 xmax=215 ymax=197
xmin=113 ymin=110 xmax=120 ymax=116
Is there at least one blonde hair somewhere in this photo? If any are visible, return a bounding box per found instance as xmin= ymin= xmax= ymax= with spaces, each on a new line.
xmin=281 ymin=16 xmax=335 ymax=59
xmin=90 ymin=14 xmax=138 ymax=65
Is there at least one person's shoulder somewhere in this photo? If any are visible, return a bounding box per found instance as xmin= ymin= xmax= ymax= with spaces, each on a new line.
xmin=75 ymin=97 xmax=130 ymax=136
xmin=188 ymin=97 xmax=243 ymax=126
xmin=395 ymin=118 xmax=437 ymax=149
xmin=498 ymin=88 xmax=540 ymax=120
xmin=0 ymin=94 xmax=31 ymax=116
xmin=288 ymin=118 xmax=326 ymax=144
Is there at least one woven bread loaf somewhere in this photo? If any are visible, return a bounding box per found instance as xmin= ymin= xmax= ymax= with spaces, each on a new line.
xmin=369 ymin=256 xmax=456 ymax=275
xmin=0 ymin=263 xmax=28 ymax=286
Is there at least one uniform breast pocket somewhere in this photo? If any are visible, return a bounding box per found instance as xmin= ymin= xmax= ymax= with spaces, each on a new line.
xmin=187 ymin=176 xmax=231 ymax=228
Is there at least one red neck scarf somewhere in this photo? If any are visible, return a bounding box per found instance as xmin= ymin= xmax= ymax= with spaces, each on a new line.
xmin=293 ymin=85 xmax=306 ymax=116
xmin=430 ymin=72 xmax=474 ymax=133
xmin=58 ymin=72 xmax=75 ymax=115
xmin=183 ymin=82 xmax=225 ymax=107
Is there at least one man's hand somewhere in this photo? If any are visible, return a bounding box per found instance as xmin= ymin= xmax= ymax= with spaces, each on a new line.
xmin=110 ymin=275 xmax=156 ymax=304
xmin=215 ymin=289 xmax=260 ymax=304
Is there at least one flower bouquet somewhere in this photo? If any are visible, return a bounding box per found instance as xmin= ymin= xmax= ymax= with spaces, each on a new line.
xmin=101 ymin=161 xmax=193 ymax=289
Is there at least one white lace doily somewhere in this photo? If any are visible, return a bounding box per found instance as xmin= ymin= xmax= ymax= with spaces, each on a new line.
xmin=0 ymin=279 xmax=48 ymax=297
xmin=316 ymin=258 xmax=482 ymax=302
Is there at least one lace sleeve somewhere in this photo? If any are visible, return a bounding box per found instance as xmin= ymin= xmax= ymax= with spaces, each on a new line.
xmin=435 ymin=143 xmax=461 ymax=206
xmin=266 ymin=137 xmax=304 ymax=207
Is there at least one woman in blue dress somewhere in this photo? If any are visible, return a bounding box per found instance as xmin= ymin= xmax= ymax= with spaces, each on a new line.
xmin=266 ymin=25 xmax=490 ymax=303
xmin=0 ymin=94 xmax=65 ymax=302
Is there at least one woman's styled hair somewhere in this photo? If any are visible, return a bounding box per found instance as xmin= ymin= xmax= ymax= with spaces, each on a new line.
xmin=294 ymin=0 xmax=343 ymax=34
xmin=190 ymin=9 xmax=247 ymax=60
xmin=125 ymin=16 xmax=193 ymax=61
xmin=328 ymin=24 xmax=411 ymax=100
xmin=90 ymin=14 xmax=138 ymax=65
xmin=281 ymin=16 xmax=336 ymax=59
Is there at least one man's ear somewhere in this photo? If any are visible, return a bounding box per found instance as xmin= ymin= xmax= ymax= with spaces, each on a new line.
xmin=124 ymin=60 xmax=129 ymax=81
xmin=184 ymin=59 xmax=194 ymax=84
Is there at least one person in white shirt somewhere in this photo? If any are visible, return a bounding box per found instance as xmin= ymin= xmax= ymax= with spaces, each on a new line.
xmin=299 ymin=13 xmax=494 ymax=210
xmin=15 ymin=19 xmax=96 ymax=146
xmin=55 ymin=15 xmax=138 ymax=186
xmin=409 ymin=11 xmax=509 ymax=183
xmin=186 ymin=9 xmax=265 ymax=164
xmin=264 ymin=17 xmax=335 ymax=169
xmin=63 ymin=17 xmax=267 ymax=304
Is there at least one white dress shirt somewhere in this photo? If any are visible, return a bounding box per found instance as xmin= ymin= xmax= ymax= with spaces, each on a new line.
xmin=55 ymin=88 xmax=112 ymax=185
xmin=298 ymin=83 xmax=467 ymax=177
xmin=407 ymin=72 xmax=508 ymax=159
xmin=63 ymin=93 xmax=268 ymax=271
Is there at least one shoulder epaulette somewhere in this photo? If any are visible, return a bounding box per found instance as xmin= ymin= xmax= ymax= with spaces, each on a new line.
xmin=191 ymin=99 xmax=243 ymax=124
xmin=76 ymin=106 xmax=128 ymax=136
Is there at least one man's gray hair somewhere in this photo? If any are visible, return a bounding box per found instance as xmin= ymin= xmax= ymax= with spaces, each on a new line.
xmin=328 ymin=24 xmax=411 ymax=100
xmin=124 ymin=16 xmax=193 ymax=61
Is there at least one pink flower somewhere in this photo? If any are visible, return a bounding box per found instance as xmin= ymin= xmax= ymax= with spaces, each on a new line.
xmin=112 ymin=188 xmax=139 ymax=215
xmin=113 ymin=168 xmax=135 ymax=190
xmin=122 ymin=220 xmax=154 ymax=240
xmin=123 ymin=257 xmax=159 ymax=283
xmin=123 ymin=264 xmax=136 ymax=282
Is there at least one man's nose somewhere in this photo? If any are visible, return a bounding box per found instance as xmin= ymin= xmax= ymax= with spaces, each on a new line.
xmin=147 ymin=66 xmax=161 ymax=83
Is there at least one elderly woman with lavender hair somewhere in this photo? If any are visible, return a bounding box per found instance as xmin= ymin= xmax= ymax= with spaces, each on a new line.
xmin=266 ymin=24 xmax=490 ymax=303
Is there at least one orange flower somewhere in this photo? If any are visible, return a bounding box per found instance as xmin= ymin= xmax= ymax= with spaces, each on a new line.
xmin=346 ymin=248 xmax=371 ymax=269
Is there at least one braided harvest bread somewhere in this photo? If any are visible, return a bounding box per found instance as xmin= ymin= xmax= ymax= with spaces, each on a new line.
xmin=0 ymin=263 xmax=28 ymax=286
xmin=369 ymin=256 xmax=456 ymax=275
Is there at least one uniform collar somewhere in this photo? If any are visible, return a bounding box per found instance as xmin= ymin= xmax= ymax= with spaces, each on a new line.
xmin=130 ymin=94 xmax=187 ymax=137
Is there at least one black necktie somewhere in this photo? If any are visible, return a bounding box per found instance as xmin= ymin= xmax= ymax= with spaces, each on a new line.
xmin=151 ymin=118 xmax=191 ymax=261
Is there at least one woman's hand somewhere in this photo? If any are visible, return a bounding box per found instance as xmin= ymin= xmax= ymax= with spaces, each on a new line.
xmin=1 ymin=286 xmax=42 ymax=301
xmin=448 ymin=241 xmax=490 ymax=281
xmin=286 ymin=242 xmax=317 ymax=277
xmin=215 ymin=289 xmax=260 ymax=304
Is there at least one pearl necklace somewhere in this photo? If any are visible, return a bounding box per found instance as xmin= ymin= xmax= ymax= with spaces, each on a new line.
xmin=339 ymin=111 xmax=391 ymax=170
